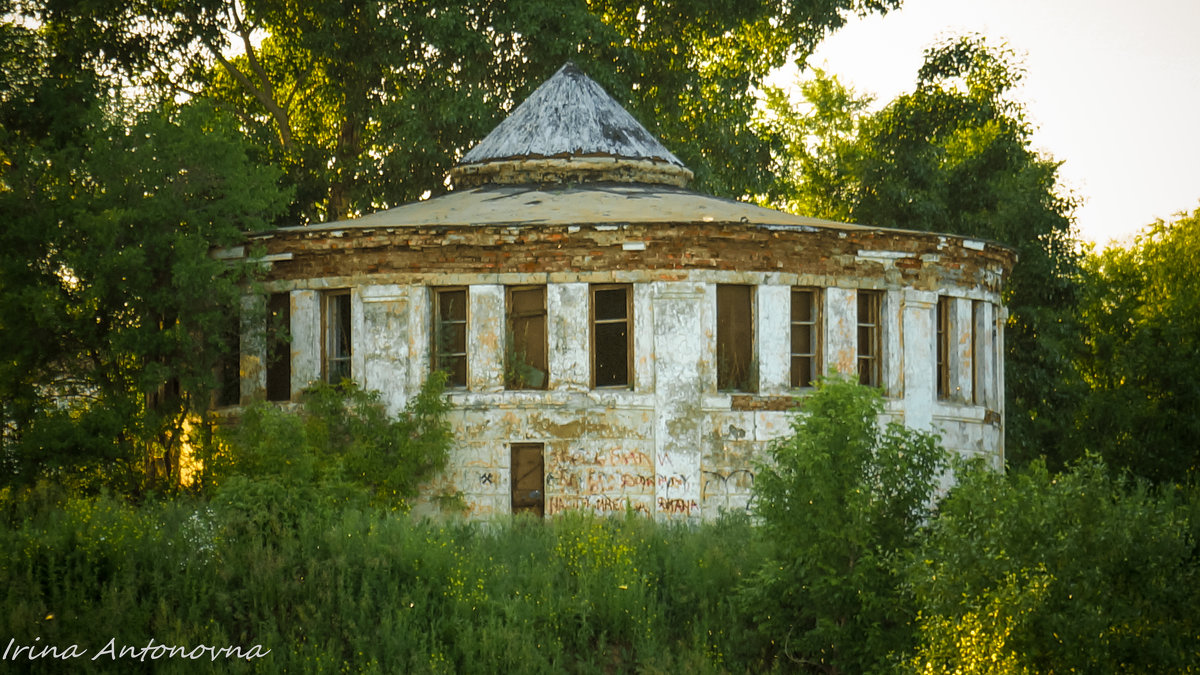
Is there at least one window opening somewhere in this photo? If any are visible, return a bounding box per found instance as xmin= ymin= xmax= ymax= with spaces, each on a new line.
xmin=936 ymin=296 xmax=950 ymax=400
xmin=266 ymin=292 xmax=291 ymax=401
xmin=324 ymin=291 xmax=351 ymax=384
xmin=857 ymin=290 xmax=882 ymax=387
xmin=790 ymin=288 xmax=820 ymax=388
xmin=506 ymin=286 xmax=548 ymax=389
xmin=717 ymin=285 xmax=756 ymax=392
xmin=591 ymin=285 xmax=632 ymax=387
xmin=434 ymin=288 xmax=468 ymax=387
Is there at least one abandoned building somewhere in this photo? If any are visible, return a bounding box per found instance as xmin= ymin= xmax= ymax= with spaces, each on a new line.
xmin=224 ymin=62 xmax=1015 ymax=520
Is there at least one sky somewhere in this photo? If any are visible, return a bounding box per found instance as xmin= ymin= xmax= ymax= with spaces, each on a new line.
xmin=785 ymin=0 xmax=1200 ymax=246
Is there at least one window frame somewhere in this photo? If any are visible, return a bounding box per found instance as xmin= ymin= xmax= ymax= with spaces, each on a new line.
xmin=589 ymin=284 xmax=633 ymax=389
xmin=856 ymin=290 xmax=883 ymax=388
xmin=433 ymin=286 xmax=469 ymax=388
xmin=790 ymin=287 xmax=821 ymax=389
xmin=322 ymin=290 xmax=352 ymax=384
xmin=505 ymin=285 xmax=548 ymax=390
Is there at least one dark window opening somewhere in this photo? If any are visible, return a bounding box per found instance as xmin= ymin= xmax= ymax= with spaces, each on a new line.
xmin=857 ymin=290 xmax=882 ymax=387
xmin=937 ymin=296 xmax=950 ymax=400
xmin=435 ymin=288 xmax=468 ymax=388
xmin=216 ymin=304 xmax=241 ymax=407
xmin=324 ymin=291 xmax=352 ymax=384
xmin=790 ymin=288 xmax=820 ymax=388
xmin=591 ymin=285 xmax=631 ymax=388
xmin=511 ymin=443 xmax=545 ymax=517
xmin=506 ymin=286 xmax=548 ymax=390
xmin=717 ymin=285 xmax=755 ymax=392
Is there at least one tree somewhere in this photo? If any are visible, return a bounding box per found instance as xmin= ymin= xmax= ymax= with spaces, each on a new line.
xmin=151 ymin=0 xmax=905 ymax=224
xmin=908 ymin=458 xmax=1199 ymax=673
xmin=744 ymin=378 xmax=947 ymax=673
xmin=0 ymin=11 xmax=288 ymax=493
xmin=1077 ymin=207 xmax=1200 ymax=483
xmin=763 ymin=36 xmax=1085 ymax=468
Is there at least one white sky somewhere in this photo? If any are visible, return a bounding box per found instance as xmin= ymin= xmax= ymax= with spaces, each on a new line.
xmin=788 ymin=0 xmax=1200 ymax=246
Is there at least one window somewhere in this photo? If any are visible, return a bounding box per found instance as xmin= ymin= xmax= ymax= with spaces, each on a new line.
xmin=790 ymin=288 xmax=820 ymax=388
xmin=591 ymin=284 xmax=632 ymax=387
xmin=506 ymin=286 xmax=548 ymax=389
xmin=266 ymin=292 xmax=291 ymax=401
xmin=511 ymin=443 xmax=545 ymax=518
xmin=857 ymin=290 xmax=882 ymax=387
xmin=936 ymin=296 xmax=950 ymax=400
xmin=216 ymin=304 xmax=241 ymax=407
xmin=323 ymin=291 xmax=351 ymax=384
xmin=434 ymin=288 xmax=468 ymax=387
xmin=717 ymin=285 xmax=755 ymax=392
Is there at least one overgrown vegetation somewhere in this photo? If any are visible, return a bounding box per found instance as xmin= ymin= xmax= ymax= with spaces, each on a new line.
xmin=2 ymin=380 xmax=1196 ymax=673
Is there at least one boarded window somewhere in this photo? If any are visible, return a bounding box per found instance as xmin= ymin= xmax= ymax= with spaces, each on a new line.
xmin=717 ymin=285 xmax=755 ymax=392
xmin=591 ymin=285 xmax=631 ymax=387
xmin=324 ymin=291 xmax=351 ymax=384
xmin=510 ymin=443 xmax=545 ymax=517
xmin=936 ymin=296 xmax=950 ymax=400
xmin=857 ymin=290 xmax=882 ymax=387
xmin=266 ymin=292 xmax=291 ymax=401
xmin=506 ymin=286 xmax=548 ymax=389
xmin=434 ymin=288 xmax=468 ymax=387
xmin=790 ymin=288 xmax=820 ymax=388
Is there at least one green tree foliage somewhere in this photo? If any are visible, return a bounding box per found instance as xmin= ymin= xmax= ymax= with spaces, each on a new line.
xmin=149 ymin=0 xmax=904 ymax=224
xmin=1078 ymin=207 xmax=1200 ymax=483
xmin=908 ymin=458 xmax=1200 ymax=673
xmin=204 ymin=375 xmax=453 ymax=512
xmin=0 ymin=12 xmax=288 ymax=494
xmin=746 ymin=378 xmax=947 ymax=673
xmin=764 ymin=36 xmax=1085 ymax=468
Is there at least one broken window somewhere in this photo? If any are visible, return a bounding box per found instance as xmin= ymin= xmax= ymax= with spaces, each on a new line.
xmin=790 ymin=287 xmax=821 ymax=388
xmin=323 ymin=290 xmax=352 ymax=384
xmin=506 ymin=286 xmax=548 ymax=389
xmin=936 ymin=295 xmax=950 ymax=400
xmin=510 ymin=442 xmax=545 ymax=517
xmin=434 ymin=287 xmax=468 ymax=388
xmin=717 ymin=285 xmax=755 ymax=392
xmin=857 ymin=290 xmax=883 ymax=387
xmin=266 ymin=292 xmax=291 ymax=401
xmin=591 ymin=284 xmax=632 ymax=387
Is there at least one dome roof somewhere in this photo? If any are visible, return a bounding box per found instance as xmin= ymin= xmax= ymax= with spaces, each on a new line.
xmin=449 ymin=62 xmax=693 ymax=188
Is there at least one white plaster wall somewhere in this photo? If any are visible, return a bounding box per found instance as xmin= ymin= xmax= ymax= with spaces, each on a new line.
xmin=239 ymin=293 xmax=266 ymax=403
xmin=652 ymin=281 xmax=705 ymax=520
xmin=951 ymin=297 xmax=974 ymax=403
xmin=360 ymin=284 xmax=410 ymax=414
xmin=468 ymin=285 xmax=504 ymax=393
xmin=824 ymin=287 xmax=856 ymax=377
xmin=290 ymin=290 xmax=320 ymax=394
xmin=757 ymin=285 xmax=790 ymax=394
xmin=901 ymin=290 xmax=936 ymax=431
xmin=547 ymin=283 xmax=588 ymax=391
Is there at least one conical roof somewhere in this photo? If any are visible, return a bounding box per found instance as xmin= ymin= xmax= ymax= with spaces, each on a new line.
xmin=450 ymin=62 xmax=693 ymax=188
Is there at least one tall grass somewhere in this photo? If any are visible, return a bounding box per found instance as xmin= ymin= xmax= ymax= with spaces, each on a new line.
xmin=0 ymin=484 xmax=772 ymax=674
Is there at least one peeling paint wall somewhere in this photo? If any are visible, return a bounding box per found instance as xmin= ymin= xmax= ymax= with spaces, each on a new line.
xmin=238 ymin=222 xmax=1011 ymax=520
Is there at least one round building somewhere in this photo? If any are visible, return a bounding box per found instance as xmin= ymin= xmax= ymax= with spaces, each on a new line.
xmin=228 ymin=63 xmax=1015 ymax=519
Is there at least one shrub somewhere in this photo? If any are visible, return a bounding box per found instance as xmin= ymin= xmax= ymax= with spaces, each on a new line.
xmin=745 ymin=378 xmax=948 ymax=673
xmin=907 ymin=457 xmax=1200 ymax=674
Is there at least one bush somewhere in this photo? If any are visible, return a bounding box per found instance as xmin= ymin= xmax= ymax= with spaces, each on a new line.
xmin=744 ymin=378 xmax=948 ymax=673
xmin=907 ymin=458 xmax=1200 ymax=673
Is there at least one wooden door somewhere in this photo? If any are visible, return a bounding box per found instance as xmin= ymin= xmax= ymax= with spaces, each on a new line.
xmin=510 ymin=443 xmax=545 ymax=517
